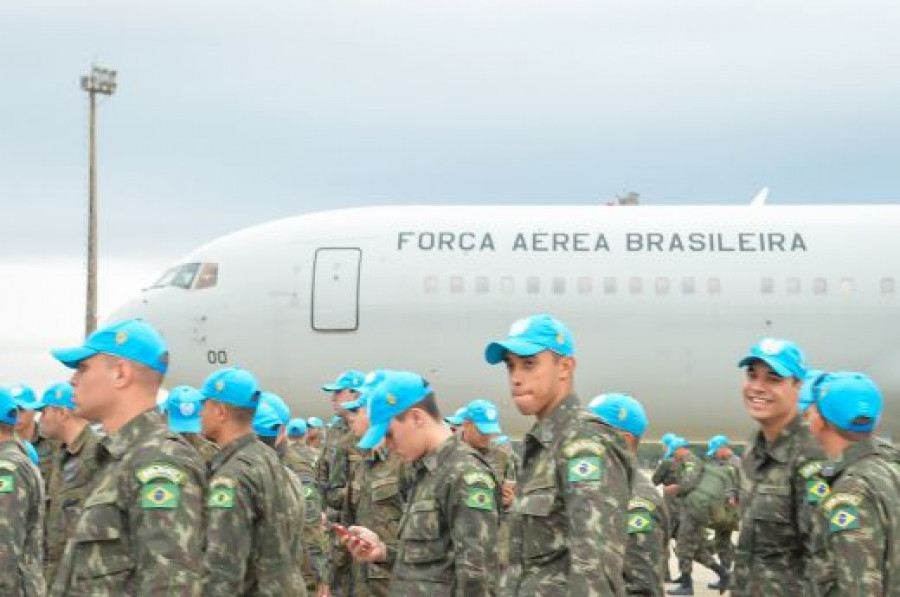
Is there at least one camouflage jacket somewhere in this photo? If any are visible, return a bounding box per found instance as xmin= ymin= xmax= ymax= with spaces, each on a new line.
xmin=0 ymin=438 xmax=46 ymax=597
xmin=732 ymin=415 xmax=832 ymax=597
xmin=624 ymin=473 xmax=669 ymax=597
xmin=650 ymin=458 xmax=677 ymax=487
xmin=204 ymin=432 xmax=307 ymax=596
xmin=33 ymin=435 xmax=57 ymax=493
xmin=50 ymin=409 xmax=206 ymax=597
xmin=276 ymin=440 xmax=330 ymax=588
xmin=43 ymin=425 xmax=101 ymax=582
xmin=818 ymin=439 xmax=900 ymax=597
xmin=316 ymin=416 xmax=349 ymax=503
xmin=506 ymin=394 xmax=635 ymax=597
xmin=389 ymin=434 xmax=499 ymax=596
xmin=346 ymin=446 xmax=411 ymax=595
xmin=182 ymin=433 xmax=219 ymax=467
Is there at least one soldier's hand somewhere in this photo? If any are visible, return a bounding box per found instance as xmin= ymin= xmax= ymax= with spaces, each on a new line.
xmin=346 ymin=525 xmax=387 ymax=562
xmin=501 ymin=481 xmax=516 ymax=508
xmin=663 ymin=484 xmax=680 ymax=496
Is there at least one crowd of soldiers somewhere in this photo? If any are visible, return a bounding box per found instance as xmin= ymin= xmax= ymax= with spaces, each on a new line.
xmin=0 ymin=314 xmax=897 ymax=596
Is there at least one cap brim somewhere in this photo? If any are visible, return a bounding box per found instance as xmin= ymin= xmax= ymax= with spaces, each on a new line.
xmin=738 ymin=355 xmax=793 ymax=378
xmin=17 ymin=401 xmax=46 ymax=411
xmin=52 ymin=346 xmax=98 ymax=369
xmin=321 ymin=384 xmax=342 ymax=392
xmin=342 ymin=399 xmax=364 ymax=412
xmin=444 ymin=416 xmax=464 ymax=426
xmin=475 ymin=421 xmax=502 ymax=435
xmin=357 ymin=420 xmax=389 ymax=450
xmin=169 ymin=417 xmax=201 ymax=433
xmin=485 ymin=339 xmax=547 ymax=365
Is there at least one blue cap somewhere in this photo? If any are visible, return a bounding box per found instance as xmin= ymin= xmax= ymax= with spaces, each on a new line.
xmin=287 ymin=418 xmax=308 ymax=438
xmin=798 ymin=370 xmax=826 ymax=414
xmin=812 ymin=372 xmax=883 ymax=433
xmin=343 ymin=370 xmax=388 ymax=412
xmin=0 ymin=388 xmax=18 ymax=425
xmin=485 ymin=314 xmax=575 ymax=365
xmin=260 ymin=392 xmax=290 ymax=425
xmin=9 ymin=384 xmax=42 ymax=410
xmin=200 ymin=367 xmax=260 ymax=410
xmin=706 ymin=434 xmax=729 ymax=457
xmin=41 ymin=383 xmax=76 ymax=410
xmin=738 ymin=338 xmax=807 ymax=379
xmin=462 ymin=399 xmax=503 ymax=435
xmin=661 ymin=433 xmax=677 ymax=446
xmin=52 ymin=319 xmax=169 ymax=374
xmin=357 ymin=371 xmax=432 ymax=450
xmin=444 ymin=407 xmax=467 ymax=426
xmin=22 ymin=440 xmax=39 ymax=465
xmin=322 ymin=370 xmax=366 ymax=392
xmin=493 ymin=435 xmax=511 ymax=445
xmin=342 ymin=394 xmax=369 ymax=412
xmin=252 ymin=402 xmax=283 ymax=438
xmin=166 ymin=386 xmax=204 ymax=434
xmin=665 ymin=436 xmax=688 ymax=459
xmin=307 ymin=416 xmax=324 ymax=429
xmin=588 ymin=393 xmax=648 ymax=438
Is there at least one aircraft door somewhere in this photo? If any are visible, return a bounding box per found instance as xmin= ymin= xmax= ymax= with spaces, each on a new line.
xmin=311 ymin=248 xmax=361 ymax=331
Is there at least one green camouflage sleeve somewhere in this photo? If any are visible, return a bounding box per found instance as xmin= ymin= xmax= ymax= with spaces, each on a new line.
xmin=561 ymin=431 xmax=633 ymax=595
xmin=0 ymin=461 xmax=33 ymax=595
xmin=131 ymin=457 xmax=205 ymax=594
xmin=821 ymin=482 xmax=884 ymax=597
xmin=203 ymin=474 xmax=254 ymax=595
xmin=298 ymin=471 xmax=330 ymax=585
xmin=795 ymin=456 xmax=834 ymax=593
xmin=624 ymin=497 xmax=666 ymax=597
xmin=325 ymin=442 xmax=351 ymax=515
xmin=449 ymin=466 xmax=499 ymax=596
xmin=676 ymin=456 xmax=702 ymax=496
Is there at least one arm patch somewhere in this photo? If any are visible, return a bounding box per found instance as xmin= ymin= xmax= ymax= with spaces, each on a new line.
xmin=628 ymin=511 xmax=653 ymax=534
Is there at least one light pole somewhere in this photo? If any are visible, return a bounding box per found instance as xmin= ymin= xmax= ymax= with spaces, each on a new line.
xmin=80 ymin=65 xmax=117 ymax=337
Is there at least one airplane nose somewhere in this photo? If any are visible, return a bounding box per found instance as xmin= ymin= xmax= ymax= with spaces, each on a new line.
xmin=103 ymin=296 xmax=149 ymax=326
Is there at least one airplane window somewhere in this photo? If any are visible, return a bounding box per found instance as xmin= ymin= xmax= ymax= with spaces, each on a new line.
xmin=681 ymin=277 xmax=695 ymax=295
xmin=881 ymin=278 xmax=895 ymax=295
xmin=839 ymin=278 xmax=854 ymax=296
xmin=603 ymin=277 xmax=617 ymax=294
xmin=813 ymin=278 xmax=827 ymax=295
xmin=552 ymin=277 xmax=566 ymax=295
xmin=526 ymin=277 xmax=541 ymax=294
xmin=151 ymin=267 xmax=179 ymax=289
xmin=195 ymin=263 xmax=219 ymax=290
xmin=501 ymin=277 xmax=515 ymax=295
xmin=761 ymin=278 xmax=774 ymax=295
xmin=423 ymin=276 xmax=438 ymax=294
xmin=655 ymin=278 xmax=670 ymax=295
xmin=577 ymin=277 xmax=592 ymax=295
xmin=475 ymin=276 xmax=489 ymax=294
xmin=629 ymin=278 xmax=643 ymax=294
xmin=450 ymin=276 xmax=464 ymax=294
xmin=707 ymin=278 xmax=722 ymax=295
xmin=170 ymin=263 xmax=200 ymax=290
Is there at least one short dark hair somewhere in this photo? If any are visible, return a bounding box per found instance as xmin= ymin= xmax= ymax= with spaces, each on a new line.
xmin=221 ymin=402 xmax=255 ymax=425
xmin=396 ymin=394 xmax=442 ymax=423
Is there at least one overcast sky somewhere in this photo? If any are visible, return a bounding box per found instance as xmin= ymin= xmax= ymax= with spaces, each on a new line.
xmin=2 ymin=0 xmax=899 ymax=386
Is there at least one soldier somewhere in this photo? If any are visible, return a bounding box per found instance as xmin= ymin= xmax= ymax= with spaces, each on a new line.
xmin=199 ymin=368 xmax=307 ymax=596
xmin=805 ymin=372 xmax=900 ymax=596
xmin=346 ymin=370 xmax=500 ymax=594
xmin=33 ymin=382 xmax=101 ymax=585
xmin=306 ymin=417 xmax=325 ymax=450
xmin=316 ymin=370 xmax=366 ymax=596
xmin=49 ymin=318 xmax=206 ymax=595
xmin=731 ymin=338 xmax=831 ymax=597
xmin=257 ymin=393 xmax=330 ymax=597
xmin=0 ymin=385 xmax=46 ymax=596
xmin=443 ymin=407 xmax=467 ymax=435
xmin=485 ymin=314 xmax=634 ymax=595
xmin=651 ymin=433 xmax=681 ymax=583
xmin=588 ymin=393 xmax=669 ymax=597
xmin=664 ymin=439 xmax=731 ymax=595
xmin=165 ymin=386 xmax=219 ymax=465
xmin=341 ymin=380 xmax=410 ymax=596
xmin=9 ymin=383 xmax=56 ymax=487
xmin=704 ymin=435 xmax=742 ymax=588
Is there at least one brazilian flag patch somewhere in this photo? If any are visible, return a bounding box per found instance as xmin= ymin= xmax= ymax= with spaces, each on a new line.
xmin=806 ymin=478 xmax=831 ymax=504
xmin=465 ymin=487 xmax=495 ymax=511
xmin=628 ymin=511 xmax=652 ymax=534
xmin=0 ymin=474 xmax=14 ymax=494
xmin=567 ymin=456 xmax=602 ymax=483
xmin=208 ymin=486 xmax=236 ymax=509
xmin=829 ymin=506 xmax=860 ymax=533
xmin=141 ymin=482 xmax=180 ymax=509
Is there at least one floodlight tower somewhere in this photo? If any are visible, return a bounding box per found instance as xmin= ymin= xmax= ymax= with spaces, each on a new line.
xmin=80 ymin=65 xmax=117 ymax=337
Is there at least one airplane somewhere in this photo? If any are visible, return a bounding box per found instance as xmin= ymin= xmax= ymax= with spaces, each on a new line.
xmin=108 ymin=203 xmax=900 ymax=442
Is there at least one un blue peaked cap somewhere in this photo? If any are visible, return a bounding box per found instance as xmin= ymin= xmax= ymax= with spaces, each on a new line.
xmin=322 ymin=370 xmax=366 ymax=392
xmin=357 ymin=371 xmax=432 ymax=450
xmin=738 ymin=338 xmax=807 ymax=379
xmin=588 ymin=393 xmax=648 ymax=438
xmin=200 ymin=367 xmax=260 ymax=410
xmin=41 ymin=382 xmax=76 ymax=411
xmin=52 ymin=319 xmax=169 ymax=374
xmin=287 ymin=418 xmax=308 ymax=437
xmin=485 ymin=314 xmax=574 ymax=365
xmin=812 ymin=372 xmax=882 ymax=433
xmin=166 ymin=386 xmax=204 ymax=433
xmin=252 ymin=402 xmax=283 ymax=438
xmin=706 ymin=434 xmax=729 ymax=457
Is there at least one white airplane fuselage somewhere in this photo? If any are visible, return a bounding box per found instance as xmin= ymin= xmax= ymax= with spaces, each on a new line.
xmin=110 ymin=205 xmax=900 ymax=440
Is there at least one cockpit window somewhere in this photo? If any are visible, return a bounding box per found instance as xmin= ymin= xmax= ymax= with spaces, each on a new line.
xmin=150 ymin=262 xmax=218 ymax=291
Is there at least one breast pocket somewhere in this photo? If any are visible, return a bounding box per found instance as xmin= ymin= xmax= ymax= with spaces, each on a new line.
xmin=751 ymin=484 xmax=796 ymax=556
xmin=71 ymin=494 xmax=134 ymax=591
xmin=401 ymin=499 xmax=447 ymax=566
xmin=518 ymin=482 xmax=566 ymax=564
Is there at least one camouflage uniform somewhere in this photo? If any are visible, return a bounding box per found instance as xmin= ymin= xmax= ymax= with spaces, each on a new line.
xmin=732 ymin=415 xmax=832 ymax=597
xmin=277 ymin=440 xmax=330 ymax=593
xmin=204 ymin=432 xmax=307 ymax=596
xmin=506 ymin=394 xmax=634 ymax=596
xmin=706 ymin=456 xmax=743 ymax=569
xmin=651 ymin=457 xmax=680 ymax=577
xmin=43 ymin=425 xmax=101 ymax=584
xmin=817 ymin=438 xmax=900 ymax=597
xmin=51 ymin=409 xmax=206 ymax=596
xmin=671 ymin=451 xmax=722 ymax=576
xmin=0 ymin=438 xmax=46 ymax=596
xmin=182 ymin=432 xmax=219 ymax=466
xmin=345 ymin=446 xmax=410 ymax=596
xmin=478 ymin=442 xmax=516 ymax=571
xmin=32 ymin=435 xmax=57 ymax=492
xmin=388 ymin=434 xmax=499 ymax=595
xmin=624 ymin=473 xmax=670 ymax=597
